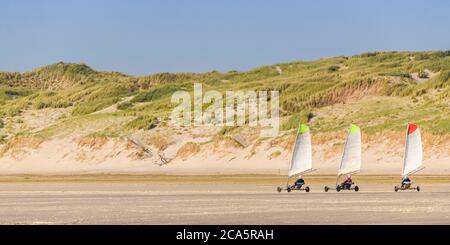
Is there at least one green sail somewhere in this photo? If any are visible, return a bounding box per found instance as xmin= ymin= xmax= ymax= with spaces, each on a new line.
xmin=297 ymin=124 xmax=310 ymax=134
xmin=349 ymin=124 xmax=360 ymax=134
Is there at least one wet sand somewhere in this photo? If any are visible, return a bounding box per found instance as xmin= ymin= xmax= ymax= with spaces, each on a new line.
xmin=0 ymin=175 xmax=450 ymax=224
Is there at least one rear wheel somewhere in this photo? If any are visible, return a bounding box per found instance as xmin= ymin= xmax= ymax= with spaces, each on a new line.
xmin=354 ymin=186 xmax=359 ymax=192
xmin=305 ymin=186 xmax=310 ymax=193
xmin=417 ymin=186 xmax=420 ymax=192
xmin=395 ymin=186 xmax=399 ymax=192
xmin=324 ymin=186 xmax=329 ymax=192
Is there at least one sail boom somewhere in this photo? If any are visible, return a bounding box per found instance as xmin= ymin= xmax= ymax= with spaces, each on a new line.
xmin=338 ymin=170 xmax=360 ymax=177
xmin=289 ymin=168 xmax=316 ymax=177
xmin=404 ymin=166 xmax=425 ymax=177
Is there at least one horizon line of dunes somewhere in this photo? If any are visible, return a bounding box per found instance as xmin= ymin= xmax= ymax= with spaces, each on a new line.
xmin=0 ymin=51 xmax=448 ymax=150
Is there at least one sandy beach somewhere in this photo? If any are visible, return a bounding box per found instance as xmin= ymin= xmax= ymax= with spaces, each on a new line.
xmin=1 ymin=175 xmax=450 ymax=224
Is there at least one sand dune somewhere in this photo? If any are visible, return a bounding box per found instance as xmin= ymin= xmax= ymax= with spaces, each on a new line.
xmin=0 ymin=132 xmax=448 ymax=175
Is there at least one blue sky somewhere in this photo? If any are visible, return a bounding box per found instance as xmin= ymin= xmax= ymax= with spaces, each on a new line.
xmin=1 ymin=0 xmax=449 ymax=75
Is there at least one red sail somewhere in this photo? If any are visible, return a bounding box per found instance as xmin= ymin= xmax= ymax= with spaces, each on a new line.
xmin=408 ymin=123 xmax=418 ymax=135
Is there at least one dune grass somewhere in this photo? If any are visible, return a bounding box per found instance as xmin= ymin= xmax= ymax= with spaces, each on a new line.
xmin=0 ymin=51 xmax=448 ymax=142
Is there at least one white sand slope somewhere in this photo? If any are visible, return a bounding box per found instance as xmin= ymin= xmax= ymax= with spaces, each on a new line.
xmin=0 ymin=131 xmax=448 ymax=175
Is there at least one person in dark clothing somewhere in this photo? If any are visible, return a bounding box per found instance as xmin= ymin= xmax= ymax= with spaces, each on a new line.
xmin=292 ymin=176 xmax=305 ymax=188
xmin=401 ymin=176 xmax=412 ymax=188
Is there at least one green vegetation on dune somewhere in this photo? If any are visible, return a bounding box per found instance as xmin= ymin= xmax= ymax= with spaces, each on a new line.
xmin=0 ymin=87 xmax=33 ymax=104
xmin=0 ymin=51 xmax=448 ymax=142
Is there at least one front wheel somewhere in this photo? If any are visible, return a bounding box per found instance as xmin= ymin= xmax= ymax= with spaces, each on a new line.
xmin=305 ymin=186 xmax=310 ymax=193
xmin=417 ymin=186 xmax=420 ymax=192
xmin=354 ymin=186 xmax=359 ymax=192
xmin=287 ymin=188 xmax=291 ymax=193
xmin=336 ymin=186 xmax=341 ymax=192
xmin=277 ymin=187 xmax=282 ymax=193
xmin=324 ymin=186 xmax=329 ymax=192
xmin=395 ymin=186 xmax=399 ymax=192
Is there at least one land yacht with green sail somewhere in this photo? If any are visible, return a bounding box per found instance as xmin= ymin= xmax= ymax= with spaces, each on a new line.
xmin=324 ymin=124 xmax=362 ymax=192
xmin=277 ymin=124 xmax=315 ymax=193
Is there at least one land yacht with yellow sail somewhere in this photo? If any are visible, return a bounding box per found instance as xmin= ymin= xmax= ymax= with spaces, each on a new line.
xmin=277 ymin=124 xmax=315 ymax=193
xmin=324 ymin=124 xmax=361 ymax=192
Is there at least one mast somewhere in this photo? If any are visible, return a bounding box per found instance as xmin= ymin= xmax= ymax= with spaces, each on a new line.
xmin=402 ymin=123 xmax=410 ymax=177
xmin=335 ymin=125 xmax=350 ymax=186
xmin=286 ymin=124 xmax=301 ymax=187
xmin=338 ymin=126 xmax=350 ymax=177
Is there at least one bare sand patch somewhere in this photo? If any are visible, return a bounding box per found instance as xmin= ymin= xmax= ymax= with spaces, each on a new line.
xmin=0 ymin=175 xmax=450 ymax=224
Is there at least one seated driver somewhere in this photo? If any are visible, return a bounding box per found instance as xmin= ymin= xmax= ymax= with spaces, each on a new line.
xmin=401 ymin=176 xmax=412 ymax=188
xmin=293 ymin=176 xmax=305 ymax=188
xmin=342 ymin=175 xmax=353 ymax=189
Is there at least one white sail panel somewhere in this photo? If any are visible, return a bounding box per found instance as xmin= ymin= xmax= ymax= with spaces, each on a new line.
xmin=338 ymin=124 xmax=362 ymax=176
xmin=288 ymin=124 xmax=313 ymax=177
xmin=402 ymin=123 xmax=423 ymax=176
